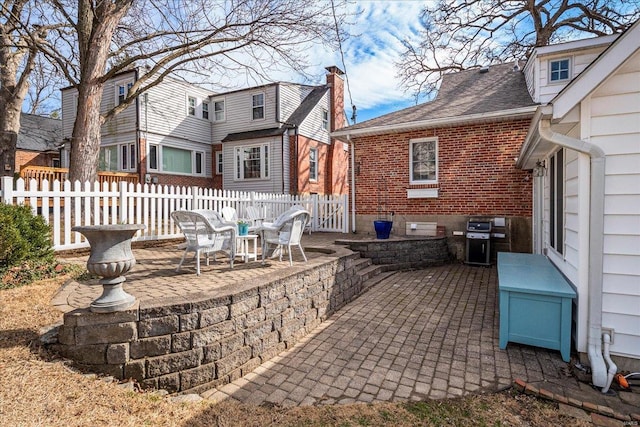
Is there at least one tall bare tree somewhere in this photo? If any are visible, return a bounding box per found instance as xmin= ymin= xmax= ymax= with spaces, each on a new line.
xmin=36 ymin=0 xmax=347 ymax=184
xmin=0 ymin=0 xmax=47 ymax=177
xmin=397 ymin=0 xmax=640 ymax=101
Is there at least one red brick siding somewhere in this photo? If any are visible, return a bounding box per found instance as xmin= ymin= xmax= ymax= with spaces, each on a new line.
xmin=353 ymin=119 xmax=532 ymax=217
xmin=16 ymin=150 xmax=58 ymax=169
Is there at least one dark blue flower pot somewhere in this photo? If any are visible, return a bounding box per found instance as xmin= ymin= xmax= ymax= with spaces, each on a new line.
xmin=373 ymin=220 xmax=393 ymax=239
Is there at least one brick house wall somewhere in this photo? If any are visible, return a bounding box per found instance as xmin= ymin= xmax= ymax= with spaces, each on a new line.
xmin=16 ymin=150 xmax=58 ymax=170
xmin=352 ymin=118 xmax=533 ymax=259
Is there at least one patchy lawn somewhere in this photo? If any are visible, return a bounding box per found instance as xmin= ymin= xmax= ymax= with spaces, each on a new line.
xmin=0 ymin=274 xmax=589 ymax=426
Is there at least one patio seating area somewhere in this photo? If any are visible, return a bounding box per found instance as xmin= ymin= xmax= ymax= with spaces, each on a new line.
xmin=52 ymin=232 xmax=640 ymax=421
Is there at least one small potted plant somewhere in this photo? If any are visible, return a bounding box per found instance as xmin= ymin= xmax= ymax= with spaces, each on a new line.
xmin=237 ymin=219 xmax=250 ymax=236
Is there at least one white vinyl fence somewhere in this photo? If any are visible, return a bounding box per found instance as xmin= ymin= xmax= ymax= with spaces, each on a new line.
xmin=0 ymin=177 xmax=348 ymax=251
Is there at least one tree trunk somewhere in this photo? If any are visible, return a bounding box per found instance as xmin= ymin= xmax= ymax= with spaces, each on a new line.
xmin=67 ymin=0 xmax=133 ymax=184
xmin=0 ymin=101 xmax=20 ymax=178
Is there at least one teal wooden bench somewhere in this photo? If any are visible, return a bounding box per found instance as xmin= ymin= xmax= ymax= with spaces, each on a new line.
xmin=497 ymin=252 xmax=576 ymax=362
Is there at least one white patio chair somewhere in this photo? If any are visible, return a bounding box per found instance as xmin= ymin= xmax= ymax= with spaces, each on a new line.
xmin=291 ymin=204 xmax=313 ymax=235
xmin=245 ymin=205 xmax=264 ymax=231
xmin=221 ymin=206 xmax=238 ymax=222
xmin=260 ymin=208 xmax=310 ymax=266
xmin=171 ymin=210 xmax=236 ymax=275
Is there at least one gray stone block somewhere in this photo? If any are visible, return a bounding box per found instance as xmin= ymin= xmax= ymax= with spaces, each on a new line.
xmin=244 ymin=321 xmax=273 ymax=345
xmin=202 ymin=344 xmax=222 ymax=363
xmin=200 ymin=306 xmax=229 ymax=328
xmin=230 ymin=295 xmax=259 ymax=317
xmin=60 ymin=343 xmax=107 ymax=365
xmin=107 ymin=343 xmax=130 ymax=364
xmin=146 ymin=348 xmax=202 ymax=377
xmin=130 ymin=335 xmax=171 ymax=359
xmin=172 ymin=332 xmax=192 ymax=352
xmin=138 ymin=315 xmax=179 ymax=338
xmin=215 ymin=347 xmax=252 ymax=377
xmin=75 ymin=322 xmax=137 ymax=345
xmin=220 ymin=333 xmax=244 ymax=357
xmin=124 ymin=360 xmax=146 ymax=382
xmin=57 ymin=325 xmax=76 ymax=345
xmin=180 ymin=363 xmax=217 ymax=390
xmin=157 ymin=373 xmax=180 ymax=393
xmin=263 ymin=297 xmax=290 ymax=318
xmin=192 ymin=320 xmax=235 ymax=348
xmin=180 ymin=312 xmax=199 ymax=331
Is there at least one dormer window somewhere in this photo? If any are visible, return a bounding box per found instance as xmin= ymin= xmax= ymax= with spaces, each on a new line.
xmin=549 ymin=58 xmax=570 ymax=82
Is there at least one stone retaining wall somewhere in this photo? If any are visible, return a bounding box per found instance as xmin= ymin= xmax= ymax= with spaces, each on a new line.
xmin=52 ymin=249 xmax=366 ymax=394
xmin=338 ymin=236 xmax=451 ymax=268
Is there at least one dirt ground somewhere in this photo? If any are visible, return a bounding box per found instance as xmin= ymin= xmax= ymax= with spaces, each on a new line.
xmin=0 ymin=275 xmax=590 ymax=427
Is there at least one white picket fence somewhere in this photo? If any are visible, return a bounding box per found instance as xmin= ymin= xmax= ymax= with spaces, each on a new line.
xmin=0 ymin=177 xmax=349 ymax=251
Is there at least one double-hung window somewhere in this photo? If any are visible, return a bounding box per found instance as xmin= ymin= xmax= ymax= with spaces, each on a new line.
xmin=99 ymin=143 xmax=135 ymax=172
xmin=117 ymin=81 xmax=133 ymax=105
xmin=215 ymin=151 xmax=223 ymax=175
xmin=252 ymin=93 xmax=264 ymax=120
xmin=549 ymin=149 xmax=564 ymax=254
xmin=309 ymin=148 xmax=318 ymax=181
xmin=235 ymin=144 xmax=269 ymax=180
xmin=409 ymin=137 xmax=438 ymax=183
xmin=202 ymin=101 xmax=209 ymax=120
xmin=99 ymin=146 xmax=118 ymax=171
xmin=549 ymin=58 xmax=570 ymax=82
xmin=188 ymin=96 xmax=197 ymax=116
xmin=214 ymin=99 xmax=225 ymax=121
xmin=322 ymin=109 xmax=329 ymax=130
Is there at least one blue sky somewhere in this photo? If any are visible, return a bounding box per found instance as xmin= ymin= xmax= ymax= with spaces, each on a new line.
xmin=271 ymin=1 xmax=426 ymax=124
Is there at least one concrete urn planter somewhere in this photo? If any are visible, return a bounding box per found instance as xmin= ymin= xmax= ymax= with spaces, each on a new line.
xmin=72 ymin=224 xmax=145 ymax=313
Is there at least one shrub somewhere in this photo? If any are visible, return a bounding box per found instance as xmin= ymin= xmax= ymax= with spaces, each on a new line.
xmin=0 ymin=203 xmax=54 ymax=270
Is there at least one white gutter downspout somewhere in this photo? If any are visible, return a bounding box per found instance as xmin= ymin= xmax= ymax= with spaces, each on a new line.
xmin=348 ymin=135 xmax=356 ymax=233
xmin=537 ymin=117 xmax=610 ymax=390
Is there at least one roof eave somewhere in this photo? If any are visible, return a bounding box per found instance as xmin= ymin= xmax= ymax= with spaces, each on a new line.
xmin=332 ymin=106 xmax=538 ymax=141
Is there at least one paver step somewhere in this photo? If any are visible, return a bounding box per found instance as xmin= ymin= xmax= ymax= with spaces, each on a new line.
xmin=359 ymin=267 xmax=395 ymax=291
xmin=351 ymin=256 xmax=372 ymax=269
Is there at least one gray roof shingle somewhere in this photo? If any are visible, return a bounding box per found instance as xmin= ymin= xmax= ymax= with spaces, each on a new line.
xmin=18 ymin=113 xmax=62 ymax=152
xmin=344 ymin=62 xmax=536 ymax=131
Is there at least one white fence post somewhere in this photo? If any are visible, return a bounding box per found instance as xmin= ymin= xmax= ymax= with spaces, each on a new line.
xmin=1 ymin=176 xmax=13 ymax=204
xmin=119 ymin=181 xmax=128 ymax=224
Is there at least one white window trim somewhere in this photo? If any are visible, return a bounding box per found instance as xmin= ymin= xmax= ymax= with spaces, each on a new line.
xmin=215 ymin=151 xmax=223 ymax=175
xmin=321 ymin=109 xmax=329 ymax=131
xmin=251 ymin=92 xmax=265 ymax=121
xmin=115 ymin=79 xmax=134 ymax=105
xmin=548 ymin=57 xmax=572 ymax=83
xmin=99 ymin=143 xmax=136 ymax=172
xmin=213 ymin=98 xmax=226 ymax=122
xmin=309 ymin=147 xmax=318 ymax=181
xmin=234 ymin=143 xmax=270 ymax=181
xmin=202 ymin=101 xmax=210 ymax=121
xmin=148 ymin=144 xmax=208 ymax=177
xmin=409 ymin=137 xmax=438 ymax=185
xmin=187 ymin=95 xmax=197 ymax=117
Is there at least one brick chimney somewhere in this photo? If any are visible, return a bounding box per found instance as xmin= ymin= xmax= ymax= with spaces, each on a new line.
xmin=324 ymin=66 xmax=349 ymax=196
xmin=325 ymin=66 xmax=345 ymax=132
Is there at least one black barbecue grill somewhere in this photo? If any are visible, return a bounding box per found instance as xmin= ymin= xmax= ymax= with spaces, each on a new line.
xmin=465 ymin=219 xmax=492 ymax=266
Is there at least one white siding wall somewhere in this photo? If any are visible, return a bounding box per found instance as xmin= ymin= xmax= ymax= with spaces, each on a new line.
xmin=222 ymin=136 xmax=285 ymax=193
xmin=279 ymin=84 xmax=314 ymax=123
xmin=535 ymin=46 xmax=610 ymax=104
xmin=140 ymin=78 xmax=213 ymax=145
xmin=588 ymin=50 xmax=640 ymax=359
xmin=211 ymin=84 xmax=279 ymax=143
xmin=299 ymin=91 xmax=331 ymax=144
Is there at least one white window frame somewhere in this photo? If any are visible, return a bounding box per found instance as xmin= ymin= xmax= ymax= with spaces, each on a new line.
xmin=321 ymin=109 xmax=329 ymax=130
xmin=309 ymin=147 xmax=318 ymax=181
xmin=549 ymin=58 xmax=571 ymax=83
xmin=215 ymin=151 xmax=223 ymax=175
xmin=116 ymin=80 xmax=134 ymax=105
xmin=148 ymin=144 xmax=159 ymax=171
xmin=409 ymin=137 xmax=438 ymax=184
xmin=202 ymin=101 xmax=210 ymax=120
xmin=213 ymin=98 xmax=225 ymax=122
xmin=148 ymin=144 xmax=207 ymax=176
xmin=234 ymin=143 xmax=269 ymax=180
xmin=251 ymin=93 xmax=265 ymax=120
xmin=120 ymin=143 xmax=136 ymax=172
xmin=99 ymin=143 xmax=136 ymax=172
xmin=187 ymin=96 xmax=197 ymax=116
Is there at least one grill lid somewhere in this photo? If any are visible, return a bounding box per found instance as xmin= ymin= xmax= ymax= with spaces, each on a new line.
xmin=467 ymin=221 xmax=492 ymax=232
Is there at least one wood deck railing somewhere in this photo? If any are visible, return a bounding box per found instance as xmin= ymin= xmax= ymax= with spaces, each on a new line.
xmin=19 ymin=166 xmax=139 ymax=189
